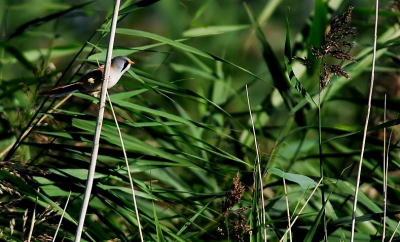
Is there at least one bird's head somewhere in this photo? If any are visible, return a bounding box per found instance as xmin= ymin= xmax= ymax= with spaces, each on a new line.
xmin=112 ymin=56 xmax=134 ymax=74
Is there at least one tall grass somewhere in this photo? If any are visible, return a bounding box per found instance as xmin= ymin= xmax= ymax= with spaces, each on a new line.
xmin=1 ymin=0 xmax=400 ymax=241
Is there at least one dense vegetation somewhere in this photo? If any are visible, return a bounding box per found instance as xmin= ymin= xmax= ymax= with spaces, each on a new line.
xmin=1 ymin=0 xmax=400 ymax=241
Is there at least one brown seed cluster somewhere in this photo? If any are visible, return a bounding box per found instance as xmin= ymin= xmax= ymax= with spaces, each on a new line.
xmin=330 ymin=65 xmax=350 ymax=79
xmin=35 ymin=234 xmax=53 ymax=241
xmin=320 ymin=6 xmax=356 ymax=89
xmin=221 ymin=173 xmax=251 ymax=241
xmin=222 ymin=172 xmax=245 ymax=220
xmin=320 ymin=63 xmax=330 ymax=89
xmin=0 ymin=180 xmax=21 ymax=197
xmin=36 ymin=204 xmax=59 ymax=225
xmin=229 ymin=206 xmax=252 ymax=241
xmin=296 ymin=6 xmax=356 ymax=90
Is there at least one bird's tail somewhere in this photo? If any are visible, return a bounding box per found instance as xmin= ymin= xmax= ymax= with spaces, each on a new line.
xmin=39 ymin=82 xmax=83 ymax=97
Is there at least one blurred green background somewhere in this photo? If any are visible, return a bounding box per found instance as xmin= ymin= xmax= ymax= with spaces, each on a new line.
xmin=1 ymin=0 xmax=400 ymax=241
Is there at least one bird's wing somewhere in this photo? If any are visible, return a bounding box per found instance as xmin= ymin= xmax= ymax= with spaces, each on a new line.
xmin=78 ymin=66 xmax=104 ymax=92
xmin=39 ymin=66 xmax=104 ymax=97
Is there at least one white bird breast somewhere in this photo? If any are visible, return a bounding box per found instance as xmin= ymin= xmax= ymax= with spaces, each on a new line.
xmin=107 ymin=64 xmax=130 ymax=89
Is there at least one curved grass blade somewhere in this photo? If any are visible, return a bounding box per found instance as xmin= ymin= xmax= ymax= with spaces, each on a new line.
xmin=71 ymin=118 xmax=206 ymax=171
xmin=268 ymin=168 xmax=318 ymax=189
xmin=323 ymin=118 xmax=400 ymax=144
xmin=244 ymin=3 xmax=306 ymax=126
xmin=152 ymin=200 xmax=166 ymax=242
xmin=303 ymin=189 xmax=332 ymax=242
xmin=250 ymin=173 xmax=261 ymax=242
xmin=93 ymin=211 xmax=130 ymax=242
xmin=353 ymin=7 xmax=400 ymax=18
xmin=329 ymin=97 xmax=400 ymax=113
xmin=2 ymin=43 xmax=35 ymax=70
xmin=119 ymin=0 xmax=160 ymax=15
xmin=176 ymin=199 xmax=214 ymax=236
xmin=284 ymin=14 xmax=316 ymax=106
xmin=306 ymin=0 xmax=327 ymax=75
xmin=2 ymin=1 xmax=94 ymax=42
xmin=182 ymin=25 xmax=249 ymax=37
xmin=100 ymin=28 xmax=266 ymax=82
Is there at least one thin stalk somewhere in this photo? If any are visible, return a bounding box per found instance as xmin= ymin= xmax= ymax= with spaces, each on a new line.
xmin=27 ymin=188 xmax=39 ymax=242
xmin=53 ymin=191 xmax=72 ymax=242
xmin=74 ymin=0 xmax=121 ymax=241
xmin=265 ymin=115 xmax=295 ymax=178
xmin=350 ymin=0 xmax=379 ymax=241
xmin=106 ymin=92 xmax=144 ymax=242
xmin=383 ymin=117 xmax=397 ymax=239
xmin=279 ymin=178 xmax=323 ymax=242
xmin=382 ymin=94 xmax=387 ymax=242
xmin=389 ymin=220 xmax=400 ymax=242
xmin=246 ymin=85 xmax=267 ymax=242
xmin=318 ymin=85 xmax=327 ymax=242
xmin=283 ymin=177 xmax=292 ymax=242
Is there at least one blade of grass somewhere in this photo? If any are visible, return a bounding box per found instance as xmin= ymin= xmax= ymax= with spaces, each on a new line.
xmin=350 ymin=1 xmax=379 ymax=241
xmin=1 ymin=1 xmax=94 ymax=42
xmin=283 ymin=177 xmax=292 ymax=242
xmin=267 ymin=168 xmax=317 ymax=189
xmin=279 ymin=177 xmax=323 ymax=242
xmin=100 ymin=28 xmax=266 ymax=83
xmin=106 ymin=91 xmax=144 ymax=241
xmin=52 ymin=191 xmax=71 ymax=242
xmin=284 ymin=14 xmax=316 ymax=106
xmin=306 ymin=0 xmax=327 ymax=75
xmin=382 ymin=94 xmax=387 ymax=242
xmin=119 ymin=0 xmax=160 ymax=15
xmin=246 ymin=85 xmax=267 ymax=242
xmin=389 ymin=220 xmax=400 ymax=242
xmin=182 ymin=25 xmax=249 ymax=37
xmin=244 ymin=3 xmax=306 ymax=126
xmin=303 ymin=195 xmax=329 ymax=242
xmin=152 ymin=200 xmax=166 ymax=242
xmin=27 ymin=188 xmax=38 ymax=242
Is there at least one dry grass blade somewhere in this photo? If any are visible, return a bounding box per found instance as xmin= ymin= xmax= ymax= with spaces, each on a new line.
xmin=389 ymin=219 xmax=400 ymax=242
xmin=245 ymin=85 xmax=267 ymax=242
xmin=279 ymin=177 xmax=323 ymax=242
xmin=350 ymin=1 xmax=379 ymax=241
xmin=382 ymin=95 xmax=387 ymax=242
xmin=22 ymin=208 xmax=28 ymax=240
xmin=107 ymin=91 xmax=144 ymax=242
xmin=27 ymin=188 xmax=39 ymax=242
xmin=283 ymin=177 xmax=292 ymax=242
xmin=52 ymin=191 xmax=72 ymax=242
xmin=383 ymin=115 xmax=397 ymax=240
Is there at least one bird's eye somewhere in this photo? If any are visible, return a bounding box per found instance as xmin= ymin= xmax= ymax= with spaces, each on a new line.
xmin=122 ymin=60 xmax=130 ymax=71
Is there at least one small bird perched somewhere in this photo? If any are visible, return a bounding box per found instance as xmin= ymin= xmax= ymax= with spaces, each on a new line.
xmin=39 ymin=56 xmax=134 ymax=97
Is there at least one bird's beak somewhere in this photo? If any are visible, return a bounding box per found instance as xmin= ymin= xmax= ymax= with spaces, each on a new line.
xmin=129 ymin=61 xmax=135 ymax=65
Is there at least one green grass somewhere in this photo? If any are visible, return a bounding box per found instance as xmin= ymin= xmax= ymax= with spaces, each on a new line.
xmin=1 ymin=0 xmax=400 ymax=241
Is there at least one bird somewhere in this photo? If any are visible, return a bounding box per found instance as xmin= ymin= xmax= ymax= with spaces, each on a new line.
xmin=39 ymin=56 xmax=134 ymax=97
